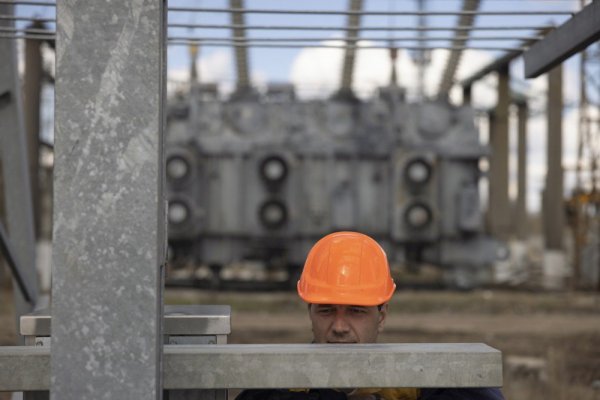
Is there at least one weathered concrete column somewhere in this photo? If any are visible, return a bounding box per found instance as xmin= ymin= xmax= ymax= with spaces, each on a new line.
xmin=0 ymin=2 xmax=39 ymax=336
xmin=462 ymin=85 xmax=472 ymax=106
xmin=543 ymin=65 xmax=565 ymax=250
xmin=487 ymin=65 xmax=511 ymax=240
xmin=515 ymin=102 xmax=528 ymax=240
xmin=23 ymin=22 xmax=45 ymax=239
xmin=51 ymin=0 xmax=166 ymax=398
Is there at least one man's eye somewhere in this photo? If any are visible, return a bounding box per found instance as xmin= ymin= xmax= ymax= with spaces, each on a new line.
xmin=317 ymin=308 xmax=333 ymax=314
xmin=349 ymin=307 xmax=367 ymax=314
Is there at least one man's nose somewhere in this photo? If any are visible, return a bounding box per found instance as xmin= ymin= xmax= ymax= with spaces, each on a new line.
xmin=331 ymin=313 xmax=351 ymax=335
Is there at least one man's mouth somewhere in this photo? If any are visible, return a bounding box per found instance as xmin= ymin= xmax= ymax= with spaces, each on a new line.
xmin=326 ymin=341 xmax=357 ymax=344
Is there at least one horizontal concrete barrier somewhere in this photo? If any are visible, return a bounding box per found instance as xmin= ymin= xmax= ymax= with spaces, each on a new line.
xmin=0 ymin=343 xmax=502 ymax=391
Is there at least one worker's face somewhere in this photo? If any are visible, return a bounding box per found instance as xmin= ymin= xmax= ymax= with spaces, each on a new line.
xmin=308 ymin=303 xmax=388 ymax=344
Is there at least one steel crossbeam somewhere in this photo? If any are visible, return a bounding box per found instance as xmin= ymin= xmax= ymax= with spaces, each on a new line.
xmin=524 ymin=0 xmax=600 ymax=78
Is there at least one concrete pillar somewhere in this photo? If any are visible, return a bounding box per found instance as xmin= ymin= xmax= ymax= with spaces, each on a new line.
xmin=543 ymin=65 xmax=565 ymax=250
xmin=23 ymin=23 xmax=44 ymax=240
xmin=0 ymin=2 xmax=39 ymax=337
xmin=515 ymin=102 xmax=528 ymax=240
xmin=0 ymin=160 xmax=6 ymax=289
xmin=462 ymin=85 xmax=472 ymax=106
xmin=51 ymin=0 xmax=166 ymax=398
xmin=487 ymin=65 xmax=511 ymax=240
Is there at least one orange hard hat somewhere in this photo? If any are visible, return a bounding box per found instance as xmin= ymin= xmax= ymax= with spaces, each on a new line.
xmin=297 ymin=231 xmax=396 ymax=306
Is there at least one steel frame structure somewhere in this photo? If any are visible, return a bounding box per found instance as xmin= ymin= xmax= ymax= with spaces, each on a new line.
xmin=523 ymin=0 xmax=600 ymax=78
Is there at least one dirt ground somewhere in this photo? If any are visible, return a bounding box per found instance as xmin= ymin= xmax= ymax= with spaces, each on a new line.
xmin=1 ymin=288 xmax=599 ymax=400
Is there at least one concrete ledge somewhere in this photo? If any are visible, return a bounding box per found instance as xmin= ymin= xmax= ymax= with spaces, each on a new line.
xmin=165 ymin=343 xmax=502 ymax=389
xmin=0 ymin=346 xmax=49 ymax=391
xmin=0 ymin=343 xmax=502 ymax=391
xmin=20 ymin=305 xmax=232 ymax=337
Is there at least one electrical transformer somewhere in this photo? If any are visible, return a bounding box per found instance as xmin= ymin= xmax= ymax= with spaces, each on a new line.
xmin=165 ymin=83 xmax=505 ymax=288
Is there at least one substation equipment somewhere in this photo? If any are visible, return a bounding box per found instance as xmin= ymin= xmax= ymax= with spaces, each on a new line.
xmin=165 ymin=86 xmax=504 ymax=288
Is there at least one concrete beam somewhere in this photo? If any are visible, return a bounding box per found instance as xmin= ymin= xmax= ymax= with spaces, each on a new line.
xmin=461 ymin=29 xmax=548 ymax=87
xmin=51 ymin=0 xmax=167 ymax=398
xmin=524 ymin=1 xmax=600 ymax=78
xmin=461 ymin=51 xmax=521 ymax=88
xmin=0 ymin=343 xmax=503 ymax=391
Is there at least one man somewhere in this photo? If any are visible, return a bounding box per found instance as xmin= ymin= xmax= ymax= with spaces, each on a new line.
xmin=238 ymin=231 xmax=504 ymax=400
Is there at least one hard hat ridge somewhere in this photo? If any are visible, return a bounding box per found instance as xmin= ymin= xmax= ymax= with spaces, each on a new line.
xmin=297 ymin=231 xmax=396 ymax=306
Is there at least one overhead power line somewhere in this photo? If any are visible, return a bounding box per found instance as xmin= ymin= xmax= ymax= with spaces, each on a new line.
xmin=166 ymin=35 xmax=541 ymax=42
xmin=0 ymin=17 xmax=556 ymax=32
xmin=0 ymin=28 xmax=542 ymax=44
xmin=167 ymin=41 xmax=523 ymax=51
xmin=1 ymin=2 xmax=573 ymax=16
xmin=168 ymin=23 xmax=555 ymax=32
xmin=168 ymin=7 xmax=573 ymax=16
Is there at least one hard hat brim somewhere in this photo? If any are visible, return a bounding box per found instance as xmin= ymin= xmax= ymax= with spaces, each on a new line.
xmin=297 ymin=281 xmax=396 ymax=306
